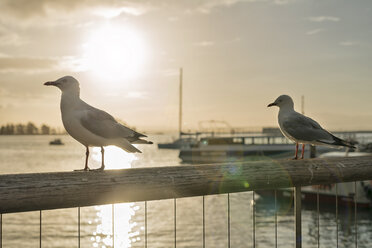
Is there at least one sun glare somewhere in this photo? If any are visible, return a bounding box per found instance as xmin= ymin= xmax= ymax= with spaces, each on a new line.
xmin=82 ymin=23 xmax=147 ymax=81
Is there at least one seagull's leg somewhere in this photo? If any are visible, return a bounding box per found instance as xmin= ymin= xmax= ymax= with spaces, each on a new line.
xmin=75 ymin=146 xmax=90 ymax=171
xmin=293 ymin=143 xmax=299 ymax=160
xmin=301 ymin=144 xmax=305 ymax=159
xmin=85 ymin=147 xmax=90 ymax=170
xmin=100 ymin=146 xmax=105 ymax=171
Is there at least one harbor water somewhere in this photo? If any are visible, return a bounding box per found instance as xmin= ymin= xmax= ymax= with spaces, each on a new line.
xmin=1 ymin=135 xmax=372 ymax=247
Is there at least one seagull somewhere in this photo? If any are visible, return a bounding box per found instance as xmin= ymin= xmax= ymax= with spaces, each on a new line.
xmin=44 ymin=76 xmax=152 ymax=171
xmin=267 ymin=95 xmax=355 ymax=159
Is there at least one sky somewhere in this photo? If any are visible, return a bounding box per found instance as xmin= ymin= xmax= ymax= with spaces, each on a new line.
xmin=0 ymin=0 xmax=372 ymax=132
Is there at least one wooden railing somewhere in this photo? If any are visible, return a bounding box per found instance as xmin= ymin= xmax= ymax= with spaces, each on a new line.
xmin=1 ymin=156 xmax=372 ymax=214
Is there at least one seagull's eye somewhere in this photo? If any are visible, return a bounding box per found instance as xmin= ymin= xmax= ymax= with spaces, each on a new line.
xmin=62 ymin=79 xmax=67 ymax=83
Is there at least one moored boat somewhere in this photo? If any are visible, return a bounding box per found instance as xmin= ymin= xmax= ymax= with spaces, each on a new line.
xmin=179 ymin=135 xmax=335 ymax=163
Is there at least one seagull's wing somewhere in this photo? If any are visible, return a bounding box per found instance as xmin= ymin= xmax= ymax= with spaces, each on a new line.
xmin=79 ymin=104 xmax=145 ymax=142
xmin=282 ymin=112 xmax=355 ymax=148
xmin=282 ymin=112 xmax=333 ymax=143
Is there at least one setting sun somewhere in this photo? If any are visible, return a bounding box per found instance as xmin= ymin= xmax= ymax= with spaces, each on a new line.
xmin=82 ymin=23 xmax=147 ymax=81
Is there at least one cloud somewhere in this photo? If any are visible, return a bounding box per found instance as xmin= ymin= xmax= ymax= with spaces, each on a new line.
xmin=306 ymin=28 xmax=324 ymax=35
xmin=339 ymin=41 xmax=358 ymax=46
xmin=0 ymin=56 xmax=56 ymax=72
xmin=126 ymin=91 xmax=148 ymax=99
xmin=195 ymin=0 xmax=266 ymax=14
xmin=0 ymin=0 xmax=149 ymax=26
xmin=0 ymin=55 xmax=84 ymax=73
xmin=308 ymin=16 xmax=340 ymax=22
xmin=193 ymin=41 xmax=215 ymax=47
xmin=0 ymin=26 xmax=28 ymax=46
xmin=273 ymin=0 xmax=295 ymax=5
xmin=90 ymin=6 xmax=149 ymax=19
xmin=162 ymin=68 xmax=179 ymax=77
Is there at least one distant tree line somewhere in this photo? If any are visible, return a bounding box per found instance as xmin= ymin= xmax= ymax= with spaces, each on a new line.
xmin=0 ymin=122 xmax=64 ymax=135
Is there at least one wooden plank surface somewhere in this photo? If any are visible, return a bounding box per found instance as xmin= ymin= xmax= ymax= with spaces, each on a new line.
xmin=1 ymin=156 xmax=372 ymax=213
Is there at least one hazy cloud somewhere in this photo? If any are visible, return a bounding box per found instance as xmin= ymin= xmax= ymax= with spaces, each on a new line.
xmin=339 ymin=41 xmax=358 ymax=46
xmin=0 ymin=26 xmax=27 ymax=46
xmin=0 ymin=0 xmax=150 ymax=28
xmin=0 ymin=55 xmax=80 ymax=73
xmin=162 ymin=68 xmax=179 ymax=77
xmin=273 ymin=0 xmax=296 ymax=5
xmin=126 ymin=91 xmax=148 ymax=99
xmin=193 ymin=41 xmax=215 ymax=47
xmin=195 ymin=0 xmax=266 ymax=14
xmin=308 ymin=16 xmax=340 ymax=22
xmin=306 ymin=28 xmax=324 ymax=35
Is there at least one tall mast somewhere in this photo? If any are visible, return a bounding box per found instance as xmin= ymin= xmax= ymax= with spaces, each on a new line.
xmin=179 ymin=68 xmax=183 ymax=138
xmin=301 ymin=95 xmax=305 ymax=114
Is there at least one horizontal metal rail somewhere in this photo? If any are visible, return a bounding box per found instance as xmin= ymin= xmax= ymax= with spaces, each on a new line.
xmin=1 ymin=156 xmax=372 ymax=213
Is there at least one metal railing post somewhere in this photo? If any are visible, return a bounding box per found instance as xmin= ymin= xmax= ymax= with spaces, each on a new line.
xmin=253 ymin=191 xmax=255 ymax=248
xmin=0 ymin=213 xmax=2 ymax=248
xmin=78 ymin=207 xmax=81 ymax=248
xmin=295 ymin=186 xmax=302 ymax=248
xmin=274 ymin=190 xmax=277 ymax=248
xmin=202 ymin=196 xmax=205 ymax=248
xmin=174 ymin=198 xmax=177 ymax=248
xmin=39 ymin=210 xmax=42 ymax=248
xmin=145 ymin=201 xmax=148 ymax=248
xmin=112 ymin=204 xmax=115 ymax=248
xmin=354 ymin=182 xmax=358 ymax=248
xmin=228 ymin=194 xmax=231 ymax=248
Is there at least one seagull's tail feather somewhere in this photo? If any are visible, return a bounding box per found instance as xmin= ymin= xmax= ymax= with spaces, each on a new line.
xmin=317 ymin=135 xmax=356 ymax=149
xmin=115 ymin=139 xmax=142 ymax=153
xmin=132 ymin=139 xmax=153 ymax=145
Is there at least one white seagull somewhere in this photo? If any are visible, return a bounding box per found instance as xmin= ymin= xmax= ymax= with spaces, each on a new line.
xmin=44 ymin=76 xmax=152 ymax=171
xmin=267 ymin=95 xmax=355 ymax=159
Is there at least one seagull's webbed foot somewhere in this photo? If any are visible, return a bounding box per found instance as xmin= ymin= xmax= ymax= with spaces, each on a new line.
xmin=91 ymin=166 xmax=105 ymax=172
xmin=74 ymin=167 xmax=90 ymax=172
xmin=291 ymin=157 xmax=298 ymax=160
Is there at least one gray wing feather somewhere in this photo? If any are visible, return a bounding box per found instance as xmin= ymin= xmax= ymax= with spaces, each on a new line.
xmin=282 ymin=113 xmax=332 ymax=142
xmin=80 ymin=104 xmax=144 ymax=140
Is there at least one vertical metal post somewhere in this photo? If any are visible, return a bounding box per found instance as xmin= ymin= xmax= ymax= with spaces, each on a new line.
xmin=317 ymin=187 xmax=320 ymax=248
xmin=253 ymin=191 xmax=255 ymax=248
xmin=145 ymin=201 xmax=148 ymax=248
xmin=178 ymin=68 xmax=183 ymax=138
xmin=274 ymin=190 xmax=277 ymax=248
xmin=174 ymin=198 xmax=177 ymax=248
xmin=354 ymin=182 xmax=358 ymax=248
xmin=203 ymin=196 xmax=205 ymax=248
xmin=301 ymin=95 xmax=305 ymax=114
xmin=295 ymin=187 xmax=302 ymax=248
xmin=335 ymin=184 xmax=338 ymax=248
xmin=112 ymin=204 xmax=115 ymax=248
xmin=227 ymin=194 xmax=231 ymax=248
xmin=310 ymin=145 xmax=316 ymax=158
xmin=39 ymin=210 xmax=42 ymax=248
xmin=0 ymin=213 xmax=2 ymax=248
xmin=78 ymin=207 xmax=81 ymax=248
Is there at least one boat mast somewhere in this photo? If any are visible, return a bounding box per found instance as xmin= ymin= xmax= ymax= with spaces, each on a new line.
xmin=179 ymin=67 xmax=183 ymax=138
xmin=301 ymin=95 xmax=305 ymax=114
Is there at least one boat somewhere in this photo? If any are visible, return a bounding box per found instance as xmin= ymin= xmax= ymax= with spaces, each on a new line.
xmin=257 ymin=145 xmax=372 ymax=208
xmin=158 ymin=134 xmax=198 ymax=149
xmin=178 ymin=135 xmax=337 ymax=163
xmin=257 ymin=181 xmax=372 ymax=208
xmin=49 ymin=138 xmax=64 ymax=145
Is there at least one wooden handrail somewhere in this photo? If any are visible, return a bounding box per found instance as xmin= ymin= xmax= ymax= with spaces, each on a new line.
xmin=1 ymin=156 xmax=372 ymax=213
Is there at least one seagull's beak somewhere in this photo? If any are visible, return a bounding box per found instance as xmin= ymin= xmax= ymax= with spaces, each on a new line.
xmin=267 ymin=102 xmax=276 ymax=107
xmin=44 ymin=81 xmax=56 ymax=86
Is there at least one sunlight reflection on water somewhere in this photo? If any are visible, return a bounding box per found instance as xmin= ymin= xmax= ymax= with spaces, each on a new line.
xmin=91 ymin=146 xmax=139 ymax=248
